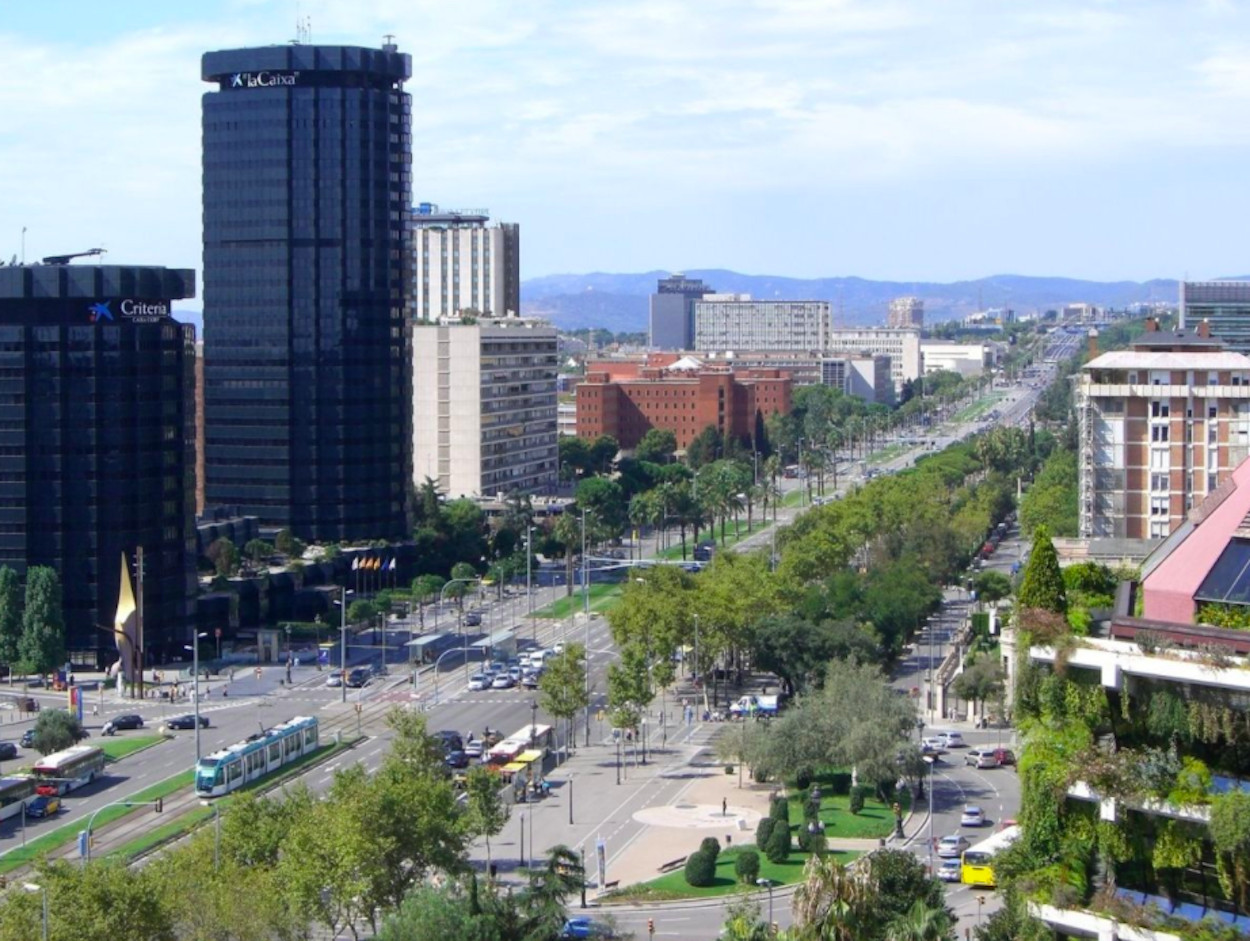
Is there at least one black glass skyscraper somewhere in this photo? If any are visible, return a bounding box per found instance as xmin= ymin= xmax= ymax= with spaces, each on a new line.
xmin=201 ymin=43 xmax=412 ymax=542
xmin=0 ymin=264 xmax=197 ymax=667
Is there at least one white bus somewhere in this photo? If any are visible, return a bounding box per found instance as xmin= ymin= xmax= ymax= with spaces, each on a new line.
xmin=32 ymin=745 xmax=106 ymax=796
xmin=0 ymin=777 xmax=35 ymax=822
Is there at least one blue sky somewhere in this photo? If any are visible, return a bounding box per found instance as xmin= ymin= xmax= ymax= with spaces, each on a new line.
xmin=2 ymin=0 xmax=1250 ymax=284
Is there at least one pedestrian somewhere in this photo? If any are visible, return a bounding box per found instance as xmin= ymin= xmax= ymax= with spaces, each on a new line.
xmin=722 ymin=797 xmax=728 ymax=817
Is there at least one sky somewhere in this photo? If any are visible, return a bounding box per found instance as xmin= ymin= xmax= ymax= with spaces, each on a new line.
xmin=2 ymin=0 xmax=1250 ymax=285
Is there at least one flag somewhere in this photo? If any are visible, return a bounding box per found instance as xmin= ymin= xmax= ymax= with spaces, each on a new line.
xmin=388 ymin=558 xmax=397 ymax=572
xmin=371 ymin=557 xmax=380 ymax=571
xmin=352 ymin=557 xmax=359 ymax=571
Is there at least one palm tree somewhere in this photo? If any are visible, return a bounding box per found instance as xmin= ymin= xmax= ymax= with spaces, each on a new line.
xmin=883 ymin=900 xmax=953 ymax=941
xmin=792 ymin=854 xmax=877 ymax=941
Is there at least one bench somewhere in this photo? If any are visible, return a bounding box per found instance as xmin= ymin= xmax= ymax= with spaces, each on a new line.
xmin=657 ymin=857 xmax=687 ymax=873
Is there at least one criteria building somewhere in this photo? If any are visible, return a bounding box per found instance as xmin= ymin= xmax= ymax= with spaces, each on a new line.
xmin=409 ymin=203 xmax=520 ymax=321
xmin=201 ymin=41 xmax=412 ymax=542
xmin=825 ymin=327 xmax=922 ymax=392
xmin=0 ymin=264 xmax=197 ymax=667
xmin=649 ymin=274 xmax=714 ymax=350
xmin=1180 ymin=280 xmax=1250 ymax=354
xmin=693 ymin=295 xmax=829 ymax=352
xmin=412 ymin=319 xmax=558 ymax=499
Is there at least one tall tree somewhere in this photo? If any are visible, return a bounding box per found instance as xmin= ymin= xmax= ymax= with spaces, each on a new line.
xmin=0 ymin=565 xmax=22 ymax=669
xmin=538 ymin=644 xmax=591 ymax=754
xmin=635 ymin=428 xmax=677 ymax=465
xmin=20 ymin=566 xmax=64 ymax=679
xmin=464 ymin=765 xmax=510 ymax=869
xmin=1017 ymin=524 xmax=1067 ymax=615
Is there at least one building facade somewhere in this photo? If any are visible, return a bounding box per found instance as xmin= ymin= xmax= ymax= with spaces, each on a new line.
xmin=409 ymin=204 xmax=520 ymax=321
xmin=201 ymin=42 xmax=412 ymax=542
xmin=693 ymin=295 xmax=829 ymax=352
xmin=826 ymin=328 xmax=922 ymax=391
xmin=575 ymin=362 xmax=792 ymax=450
xmin=920 ymin=340 xmax=990 ymax=378
xmin=887 ymin=296 xmax=923 ymax=329
xmin=0 ymin=265 xmax=197 ymax=667
xmin=412 ymin=319 xmax=558 ymax=499
xmin=649 ymin=274 xmax=713 ymax=350
xmin=1077 ymin=322 xmax=1250 ymax=540
xmin=1180 ymin=280 xmax=1250 ymax=354
xmin=821 ymin=354 xmax=894 ymax=404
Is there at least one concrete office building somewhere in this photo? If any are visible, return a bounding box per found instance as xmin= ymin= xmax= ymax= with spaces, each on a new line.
xmin=920 ymin=340 xmax=991 ymax=378
xmin=409 ymin=203 xmax=519 ymax=321
xmin=826 ymin=328 xmax=922 ymax=392
xmin=1180 ymin=280 xmax=1250 ymax=354
xmin=821 ymin=355 xmax=894 ymax=405
xmin=201 ymin=42 xmax=412 ymax=542
xmin=0 ymin=264 xmax=197 ymax=667
xmin=412 ymin=319 xmax=558 ymax=499
xmin=693 ymin=295 xmax=829 ymax=352
xmin=649 ymin=274 xmax=714 ymax=350
xmin=887 ymin=296 xmax=924 ymax=329
xmin=1076 ymin=320 xmax=1250 ymax=540
xmin=576 ymin=361 xmax=792 ymax=450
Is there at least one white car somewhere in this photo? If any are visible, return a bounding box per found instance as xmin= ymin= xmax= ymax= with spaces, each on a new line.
xmin=921 ymin=737 xmax=948 ymax=754
xmin=937 ymin=858 xmax=961 ymax=882
xmin=463 ymin=740 xmax=484 ymax=759
xmin=965 ymin=748 xmax=1001 ymax=770
xmin=939 ymin=731 xmax=966 ymax=748
xmin=468 ymin=673 xmax=491 ymax=691
xmin=937 ymin=834 xmax=970 ymax=858
xmin=960 ymin=805 xmax=985 ymax=827
xmin=552 ymin=643 xmax=565 ymax=655
xmin=325 ymin=673 xmax=343 ymax=688
xmin=491 ymin=674 xmax=515 ymax=690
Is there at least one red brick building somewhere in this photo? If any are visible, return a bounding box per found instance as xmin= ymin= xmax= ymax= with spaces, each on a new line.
xmin=575 ymin=357 xmax=792 ymax=449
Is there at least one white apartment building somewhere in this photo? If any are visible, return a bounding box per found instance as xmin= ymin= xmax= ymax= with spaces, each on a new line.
xmin=887 ymin=296 xmax=924 ymax=329
xmin=412 ymin=319 xmax=559 ymax=500
xmin=693 ymin=295 xmax=829 ymax=352
xmin=1077 ymin=325 xmax=1250 ymax=540
xmin=825 ymin=328 xmax=922 ymax=392
xmin=409 ymin=205 xmax=520 ymax=321
xmin=920 ymin=340 xmax=991 ymax=378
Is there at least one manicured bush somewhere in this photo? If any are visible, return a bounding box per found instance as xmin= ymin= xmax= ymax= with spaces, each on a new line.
xmin=700 ymin=836 xmax=721 ymax=862
xmin=770 ymin=796 xmax=790 ymax=824
xmin=735 ymin=849 xmax=761 ymax=884
xmin=794 ymin=769 xmax=812 ymax=791
xmin=765 ymin=824 xmax=791 ymax=863
xmin=829 ymin=772 xmax=853 ymax=795
xmin=806 ymin=832 xmax=827 ymax=856
xmin=804 ymin=798 xmax=821 ymax=823
xmin=849 ymin=786 xmax=866 ymax=816
xmin=684 ymin=849 xmax=716 ymax=887
xmin=755 ymin=817 xmax=776 ymax=849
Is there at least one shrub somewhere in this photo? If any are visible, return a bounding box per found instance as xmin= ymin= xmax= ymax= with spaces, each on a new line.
xmin=806 ymin=832 xmax=827 ymax=856
xmin=804 ymin=798 xmax=821 ymax=823
xmin=849 ymin=786 xmax=866 ymax=816
xmin=765 ymin=825 xmax=790 ymax=864
xmin=755 ymin=817 xmax=776 ymax=849
xmin=829 ymin=772 xmax=853 ymax=795
xmin=684 ymin=849 xmax=716 ymax=887
xmin=735 ymin=849 xmax=761 ymax=884
xmin=794 ymin=769 xmax=812 ymax=791
xmin=700 ymin=837 xmax=721 ymax=862
xmin=770 ymin=796 xmax=790 ymax=824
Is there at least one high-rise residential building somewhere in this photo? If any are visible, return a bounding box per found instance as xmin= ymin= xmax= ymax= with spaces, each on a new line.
xmin=0 ymin=264 xmax=197 ymax=667
xmin=825 ymin=327 xmax=922 ymax=392
xmin=412 ymin=319 xmax=558 ymax=499
xmin=693 ymin=295 xmax=829 ymax=352
xmin=887 ymin=296 xmax=923 ymax=329
xmin=1076 ymin=319 xmax=1250 ymax=540
xmin=409 ymin=204 xmax=520 ymax=321
xmin=649 ymin=274 xmax=714 ymax=350
xmin=1180 ymin=280 xmax=1250 ymax=354
xmin=576 ymin=360 xmax=792 ymax=450
xmin=201 ymin=42 xmax=412 ymax=543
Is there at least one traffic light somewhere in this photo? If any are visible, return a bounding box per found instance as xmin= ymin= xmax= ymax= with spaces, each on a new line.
xmin=647 ymin=919 xmax=655 ymax=938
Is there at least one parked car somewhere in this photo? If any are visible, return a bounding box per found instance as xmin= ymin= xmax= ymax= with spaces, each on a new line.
xmin=491 ymin=674 xmax=515 ymax=690
xmin=960 ymin=806 xmax=986 ymax=827
xmin=937 ymin=834 xmax=970 ymax=858
xmin=560 ymin=917 xmax=617 ymax=940
xmin=0 ymin=742 xmax=17 ymax=761
xmin=468 ymin=673 xmax=491 ymax=692
xmin=25 ymin=795 xmax=60 ymax=818
xmin=993 ymin=747 xmax=1017 ymax=766
xmin=965 ymin=748 xmax=1000 ymax=769
xmin=937 ymin=858 xmax=962 ymax=883
xmin=167 ymin=714 xmax=210 ymax=730
xmin=102 ymin=714 xmax=145 ymax=735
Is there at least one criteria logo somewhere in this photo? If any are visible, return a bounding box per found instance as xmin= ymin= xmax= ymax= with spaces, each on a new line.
xmin=88 ymin=302 xmax=113 ymax=323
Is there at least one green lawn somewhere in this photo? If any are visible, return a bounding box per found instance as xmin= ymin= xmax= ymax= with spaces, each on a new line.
xmin=952 ymin=393 xmax=1004 ymax=423
xmin=607 ymin=845 xmax=861 ymax=901
xmin=656 ymin=519 xmax=774 ymax=560
xmin=100 ymin=735 xmax=164 ymax=761
xmin=529 ymin=583 xmax=622 ymax=619
xmin=788 ymin=780 xmax=909 ymax=841
xmin=866 ymin=444 xmax=907 ymax=466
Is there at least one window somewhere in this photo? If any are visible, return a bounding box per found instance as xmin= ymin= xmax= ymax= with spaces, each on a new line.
xmin=1150 ymin=496 xmax=1169 ymax=517
xmin=1150 ymin=520 xmax=1169 ymax=539
xmin=1210 ymin=404 xmax=1219 ymax=419
xmin=1150 ymin=400 xmax=1170 ymax=418
xmin=1150 ymin=473 xmax=1168 ymax=492
xmin=1151 ymin=425 xmax=1169 ymax=442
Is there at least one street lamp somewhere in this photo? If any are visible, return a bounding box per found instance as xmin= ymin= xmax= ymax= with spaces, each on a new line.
xmin=526 ymin=524 xmax=535 ymax=639
xmin=756 ymin=878 xmax=774 ymax=925
xmin=923 ymin=755 xmax=936 ymax=876
xmin=185 ymin=631 xmax=208 ymax=762
xmin=334 ymin=588 xmax=354 ymax=704
xmin=201 ymin=799 xmax=221 ymax=870
xmin=22 ymin=883 xmax=47 ymax=941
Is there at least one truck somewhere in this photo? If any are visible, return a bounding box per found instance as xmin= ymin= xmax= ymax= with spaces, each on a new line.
xmin=729 ymin=695 xmax=781 ymax=719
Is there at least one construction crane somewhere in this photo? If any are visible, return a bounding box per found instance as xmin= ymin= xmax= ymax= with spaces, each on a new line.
xmin=41 ymin=248 xmax=106 ymax=265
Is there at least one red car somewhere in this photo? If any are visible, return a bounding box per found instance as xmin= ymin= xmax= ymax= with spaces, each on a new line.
xmin=993 ymin=748 xmax=1016 ymax=766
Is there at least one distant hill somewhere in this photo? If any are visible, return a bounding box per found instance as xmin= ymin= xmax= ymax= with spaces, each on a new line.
xmin=520 ymin=270 xmax=1182 ymax=333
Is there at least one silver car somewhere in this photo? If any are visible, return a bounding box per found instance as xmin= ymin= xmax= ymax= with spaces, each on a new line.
xmin=937 ymin=834 xmax=970 ymax=858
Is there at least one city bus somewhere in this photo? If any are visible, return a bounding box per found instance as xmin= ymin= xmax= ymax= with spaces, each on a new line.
xmin=195 ymin=715 xmax=319 ymax=798
xmin=485 ymin=724 xmax=554 ymax=765
xmin=31 ymin=745 xmax=106 ymax=796
xmin=961 ymin=825 xmax=1021 ymax=888
xmin=0 ymin=776 xmax=35 ymax=822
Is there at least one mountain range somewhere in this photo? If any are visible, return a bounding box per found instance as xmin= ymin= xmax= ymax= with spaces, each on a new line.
xmin=520 ymin=270 xmax=1187 ymax=333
